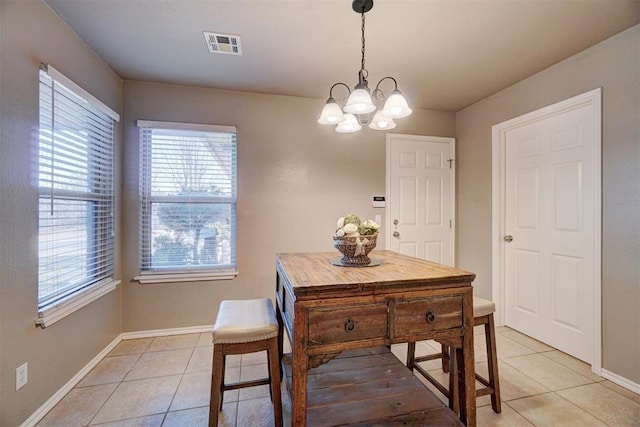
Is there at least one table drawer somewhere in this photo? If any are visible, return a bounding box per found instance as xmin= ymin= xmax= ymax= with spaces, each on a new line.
xmin=393 ymin=296 xmax=463 ymax=337
xmin=307 ymin=303 xmax=388 ymax=347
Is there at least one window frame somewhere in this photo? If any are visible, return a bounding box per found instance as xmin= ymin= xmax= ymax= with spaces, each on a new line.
xmin=135 ymin=120 xmax=238 ymax=284
xmin=36 ymin=64 xmax=120 ymax=328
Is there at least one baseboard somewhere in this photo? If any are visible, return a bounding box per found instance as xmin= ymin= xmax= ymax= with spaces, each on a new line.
xmin=22 ymin=325 xmax=213 ymax=427
xmin=121 ymin=324 xmax=212 ymax=340
xmin=20 ymin=335 xmax=122 ymax=427
xmin=601 ymin=368 xmax=640 ymax=395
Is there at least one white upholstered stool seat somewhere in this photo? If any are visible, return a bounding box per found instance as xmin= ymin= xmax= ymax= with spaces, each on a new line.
xmin=209 ymin=298 xmax=282 ymax=427
xmin=472 ymin=296 xmax=495 ymax=318
xmin=212 ymin=298 xmax=279 ymax=344
xmin=406 ymin=296 xmax=502 ymax=414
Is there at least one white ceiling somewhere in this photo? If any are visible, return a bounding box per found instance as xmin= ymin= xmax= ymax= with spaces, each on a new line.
xmin=44 ymin=0 xmax=639 ymax=112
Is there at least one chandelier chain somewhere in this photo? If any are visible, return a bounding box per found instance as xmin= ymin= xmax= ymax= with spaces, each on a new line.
xmin=360 ymin=11 xmax=366 ymax=72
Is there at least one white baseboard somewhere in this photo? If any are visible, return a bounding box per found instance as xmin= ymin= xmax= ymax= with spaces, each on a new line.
xmin=601 ymin=368 xmax=640 ymax=395
xmin=22 ymin=325 xmax=213 ymax=427
xmin=121 ymin=324 xmax=212 ymax=340
xmin=20 ymin=335 xmax=122 ymax=427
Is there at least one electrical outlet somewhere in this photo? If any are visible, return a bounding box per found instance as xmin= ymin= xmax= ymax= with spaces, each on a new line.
xmin=16 ymin=362 xmax=28 ymax=390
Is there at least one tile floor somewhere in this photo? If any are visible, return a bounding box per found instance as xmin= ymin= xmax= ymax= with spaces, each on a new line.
xmin=37 ymin=326 xmax=640 ymax=426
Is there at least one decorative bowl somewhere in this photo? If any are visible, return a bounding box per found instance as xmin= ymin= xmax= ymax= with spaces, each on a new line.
xmin=333 ymin=234 xmax=377 ymax=266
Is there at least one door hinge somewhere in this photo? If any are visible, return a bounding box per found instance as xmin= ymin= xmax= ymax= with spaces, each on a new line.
xmin=447 ymin=158 xmax=455 ymax=169
xmin=449 ymin=219 xmax=452 ymax=228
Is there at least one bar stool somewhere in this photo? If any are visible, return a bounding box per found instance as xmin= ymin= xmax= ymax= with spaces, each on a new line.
xmin=209 ymin=298 xmax=283 ymax=427
xmin=406 ymin=296 xmax=501 ymax=414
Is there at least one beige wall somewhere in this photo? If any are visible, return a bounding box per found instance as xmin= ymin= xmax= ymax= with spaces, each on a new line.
xmin=456 ymin=25 xmax=640 ymax=383
xmin=121 ymin=81 xmax=456 ymax=331
xmin=0 ymin=1 xmax=123 ymax=425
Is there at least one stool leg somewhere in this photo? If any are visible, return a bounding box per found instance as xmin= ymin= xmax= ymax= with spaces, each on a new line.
xmin=406 ymin=342 xmax=416 ymax=371
xmin=219 ymin=354 xmax=226 ymax=411
xmin=485 ymin=313 xmax=502 ymax=413
xmin=209 ymin=344 xmax=225 ymax=427
xmin=268 ymin=337 xmax=283 ymax=427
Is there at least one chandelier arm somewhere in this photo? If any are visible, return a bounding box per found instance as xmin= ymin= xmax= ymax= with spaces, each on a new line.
xmin=374 ymin=76 xmax=399 ymax=92
xmin=329 ymin=82 xmax=351 ymax=100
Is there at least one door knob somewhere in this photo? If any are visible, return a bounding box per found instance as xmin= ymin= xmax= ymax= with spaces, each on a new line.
xmin=504 ymin=235 xmax=513 ymax=242
xmin=393 ymin=231 xmax=400 ymax=238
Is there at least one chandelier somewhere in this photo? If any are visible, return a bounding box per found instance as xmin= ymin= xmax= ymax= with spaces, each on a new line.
xmin=317 ymin=0 xmax=412 ymax=133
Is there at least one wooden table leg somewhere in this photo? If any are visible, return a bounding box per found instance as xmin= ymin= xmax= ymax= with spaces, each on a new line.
xmin=292 ymin=304 xmax=308 ymax=426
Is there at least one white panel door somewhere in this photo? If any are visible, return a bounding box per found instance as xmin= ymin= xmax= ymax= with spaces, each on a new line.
xmin=505 ymin=103 xmax=596 ymax=363
xmin=386 ymin=135 xmax=455 ymax=266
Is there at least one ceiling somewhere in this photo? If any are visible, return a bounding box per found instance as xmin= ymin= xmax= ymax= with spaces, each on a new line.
xmin=44 ymin=0 xmax=639 ymax=112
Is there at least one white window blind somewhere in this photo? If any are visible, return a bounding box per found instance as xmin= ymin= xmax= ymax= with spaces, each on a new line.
xmin=38 ymin=64 xmax=118 ymax=311
xmin=137 ymin=121 xmax=237 ymax=278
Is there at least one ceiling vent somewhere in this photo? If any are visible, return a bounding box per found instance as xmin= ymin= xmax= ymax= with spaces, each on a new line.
xmin=203 ymin=32 xmax=242 ymax=55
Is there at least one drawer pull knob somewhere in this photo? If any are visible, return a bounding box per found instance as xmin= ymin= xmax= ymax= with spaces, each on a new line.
xmin=345 ymin=319 xmax=356 ymax=333
xmin=425 ymin=310 xmax=436 ymax=323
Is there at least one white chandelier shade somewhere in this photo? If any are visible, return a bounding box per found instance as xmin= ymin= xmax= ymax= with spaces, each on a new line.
xmin=381 ymin=91 xmax=413 ymax=118
xmin=317 ymin=99 xmax=346 ymax=124
xmin=368 ymin=111 xmax=396 ymax=130
xmin=335 ymin=114 xmax=362 ymax=133
xmin=343 ymin=88 xmax=376 ymax=114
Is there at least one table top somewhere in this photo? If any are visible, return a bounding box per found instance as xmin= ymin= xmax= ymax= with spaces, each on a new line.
xmin=276 ymin=250 xmax=475 ymax=298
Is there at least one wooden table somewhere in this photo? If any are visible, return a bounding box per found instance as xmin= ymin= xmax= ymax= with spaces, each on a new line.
xmin=275 ymin=250 xmax=477 ymax=426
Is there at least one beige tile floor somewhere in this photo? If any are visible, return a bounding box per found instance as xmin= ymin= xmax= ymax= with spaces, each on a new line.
xmin=37 ymin=327 xmax=640 ymax=426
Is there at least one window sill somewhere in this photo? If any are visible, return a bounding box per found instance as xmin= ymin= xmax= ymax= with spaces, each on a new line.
xmin=134 ymin=270 xmax=238 ymax=284
xmin=36 ymin=278 xmax=121 ymax=329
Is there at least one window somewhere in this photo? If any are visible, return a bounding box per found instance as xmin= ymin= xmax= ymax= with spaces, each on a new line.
xmin=37 ymin=64 xmax=120 ymax=326
xmin=136 ymin=121 xmax=237 ymax=283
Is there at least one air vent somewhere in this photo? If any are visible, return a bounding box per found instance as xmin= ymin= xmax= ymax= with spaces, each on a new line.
xmin=203 ymin=32 xmax=242 ymax=55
